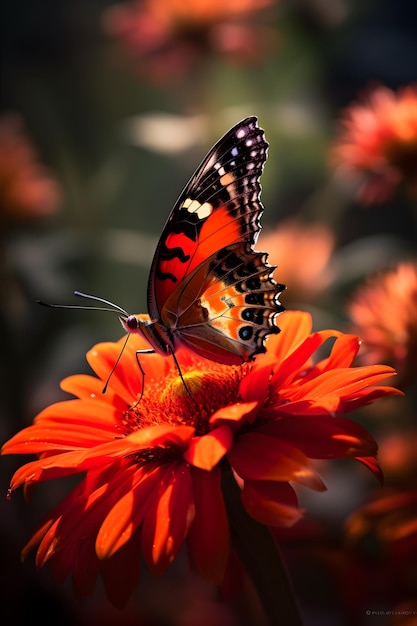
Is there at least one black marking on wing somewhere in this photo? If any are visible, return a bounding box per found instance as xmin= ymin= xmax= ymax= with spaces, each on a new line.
xmin=157 ymin=270 xmax=178 ymax=282
xmin=156 ymin=246 xmax=191 ymax=283
xmin=165 ymin=211 xmax=204 ymax=243
xmin=159 ymin=246 xmax=191 ymax=263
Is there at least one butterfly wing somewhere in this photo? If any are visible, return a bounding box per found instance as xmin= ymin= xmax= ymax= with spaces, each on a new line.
xmin=147 ymin=116 xmax=269 ymax=321
xmin=161 ymin=242 xmax=285 ymax=365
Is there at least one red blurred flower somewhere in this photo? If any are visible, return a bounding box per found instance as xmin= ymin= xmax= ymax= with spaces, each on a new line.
xmin=102 ymin=0 xmax=278 ymax=82
xmin=0 ymin=113 xmax=61 ymax=226
xmin=330 ymin=84 xmax=417 ymax=204
xmin=2 ymin=311 xmax=401 ymax=607
xmin=346 ymin=261 xmax=417 ymax=389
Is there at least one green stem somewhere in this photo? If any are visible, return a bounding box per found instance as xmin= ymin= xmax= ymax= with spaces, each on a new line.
xmin=222 ymin=471 xmax=303 ymax=626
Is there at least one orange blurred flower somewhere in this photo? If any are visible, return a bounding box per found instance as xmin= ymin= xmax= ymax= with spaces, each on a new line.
xmin=347 ymin=488 xmax=417 ymax=567
xmin=331 ymin=84 xmax=417 ymax=205
xmin=0 ymin=113 xmax=61 ymax=226
xmin=257 ymin=218 xmax=335 ymax=304
xmin=346 ymin=261 xmax=417 ymax=388
xmin=2 ymin=311 xmax=401 ymax=607
xmin=377 ymin=430 xmax=417 ymax=482
xmin=102 ymin=0 xmax=278 ymax=82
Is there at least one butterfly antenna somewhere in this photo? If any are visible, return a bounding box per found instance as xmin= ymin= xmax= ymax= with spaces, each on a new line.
xmin=102 ymin=333 xmax=131 ymax=394
xmin=37 ymin=291 xmax=129 ymax=316
xmin=37 ymin=292 xmax=132 ymax=394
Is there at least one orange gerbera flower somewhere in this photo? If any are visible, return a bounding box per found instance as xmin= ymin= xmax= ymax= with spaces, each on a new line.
xmin=331 ymin=84 xmax=417 ymax=204
xmin=2 ymin=311 xmax=401 ymax=607
xmin=347 ymin=261 xmax=417 ymax=389
xmin=102 ymin=0 xmax=277 ymax=82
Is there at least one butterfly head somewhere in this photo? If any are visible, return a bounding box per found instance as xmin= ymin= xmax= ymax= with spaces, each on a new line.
xmin=119 ymin=313 xmax=151 ymax=334
xmin=119 ymin=312 xmax=171 ymax=357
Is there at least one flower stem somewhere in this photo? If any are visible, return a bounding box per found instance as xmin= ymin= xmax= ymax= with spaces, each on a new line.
xmin=222 ymin=470 xmax=303 ymax=626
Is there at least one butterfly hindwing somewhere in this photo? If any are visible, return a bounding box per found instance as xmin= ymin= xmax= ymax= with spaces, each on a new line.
xmin=147 ymin=116 xmax=268 ymax=320
xmin=160 ymin=242 xmax=285 ymax=364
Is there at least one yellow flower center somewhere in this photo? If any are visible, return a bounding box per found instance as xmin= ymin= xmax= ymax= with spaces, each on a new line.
xmin=124 ymin=362 xmax=243 ymax=436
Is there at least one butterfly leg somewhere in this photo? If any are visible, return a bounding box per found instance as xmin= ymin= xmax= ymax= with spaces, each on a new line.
xmin=166 ymin=345 xmax=194 ymax=400
xmin=133 ymin=345 xmax=194 ymax=403
xmin=102 ymin=334 xmax=131 ymax=394
xmin=132 ymin=348 xmax=154 ymax=404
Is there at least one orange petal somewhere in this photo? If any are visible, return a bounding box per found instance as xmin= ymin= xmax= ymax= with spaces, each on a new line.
xmin=2 ymin=399 xmax=120 ymax=455
xmin=239 ymin=363 xmax=273 ymax=403
xmin=356 ymin=456 xmax=383 ymax=484
xmin=340 ymin=385 xmax=403 ymax=411
xmin=276 ymin=365 xmax=400 ymax=413
xmin=128 ymin=423 xmax=195 ymax=448
xmin=142 ymin=462 xmax=195 ymax=575
xmin=228 ymin=432 xmax=325 ymax=491
xmin=60 ymin=374 xmax=128 ymax=410
xmin=259 ymin=415 xmax=378 ymax=459
xmin=315 ymin=334 xmax=360 ymax=371
xmin=34 ymin=397 xmax=120 ymax=427
xmin=96 ymin=465 xmax=161 ymax=558
xmin=241 ymin=480 xmax=304 ymax=527
xmin=86 ymin=341 xmax=139 ymax=403
xmin=60 ymin=374 xmax=107 ymax=398
xmin=183 ymin=425 xmax=233 ymax=470
xmin=210 ymin=401 xmax=259 ymax=426
xmin=266 ymin=311 xmax=313 ymax=360
xmin=187 ymin=466 xmax=230 ymax=583
xmin=269 ymin=330 xmax=337 ymax=392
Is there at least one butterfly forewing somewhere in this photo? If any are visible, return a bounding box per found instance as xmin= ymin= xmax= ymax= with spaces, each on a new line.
xmin=147 ymin=116 xmax=268 ymax=320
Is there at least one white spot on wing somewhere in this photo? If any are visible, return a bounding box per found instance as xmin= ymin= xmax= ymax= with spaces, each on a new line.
xmin=214 ymin=162 xmax=226 ymax=176
xmin=182 ymin=198 xmax=213 ymax=219
xmin=196 ymin=202 xmax=213 ymax=219
xmin=185 ymin=199 xmax=202 ymax=213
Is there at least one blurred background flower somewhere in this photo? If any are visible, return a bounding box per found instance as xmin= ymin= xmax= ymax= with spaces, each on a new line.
xmin=257 ymin=217 xmax=335 ymax=305
xmin=0 ymin=113 xmax=61 ymax=227
xmin=2 ymin=0 xmax=417 ymax=624
xmin=344 ymin=487 xmax=417 ymax=619
xmin=102 ymin=0 xmax=278 ymax=83
xmin=331 ymin=84 xmax=417 ymax=205
xmin=346 ymin=260 xmax=417 ymax=389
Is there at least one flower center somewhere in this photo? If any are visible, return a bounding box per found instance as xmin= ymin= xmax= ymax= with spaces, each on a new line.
xmin=123 ymin=361 xmax=242 ymax=436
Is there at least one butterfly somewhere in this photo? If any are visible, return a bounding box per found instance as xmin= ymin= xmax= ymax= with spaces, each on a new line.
xmin=118 ymin=116 xmax=286 ymax=366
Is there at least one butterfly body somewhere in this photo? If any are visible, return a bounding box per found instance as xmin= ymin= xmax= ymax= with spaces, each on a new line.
xmin=120 ymin=117 xmax=285 ymax=365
